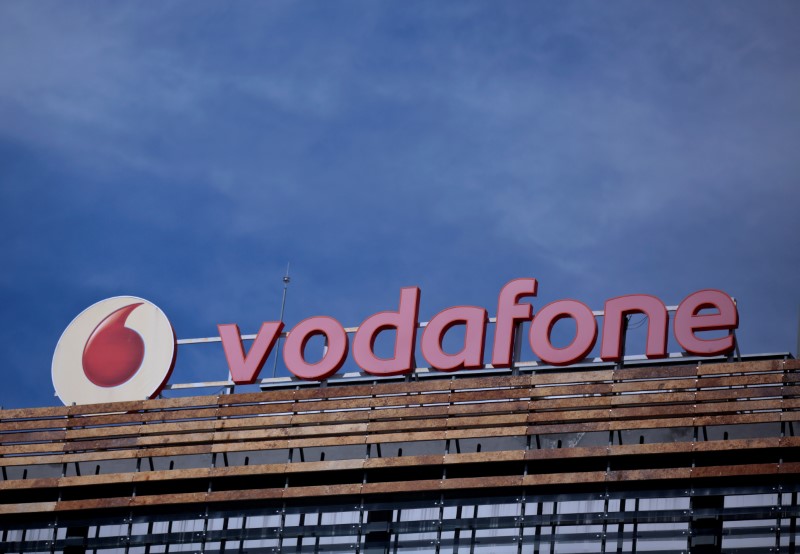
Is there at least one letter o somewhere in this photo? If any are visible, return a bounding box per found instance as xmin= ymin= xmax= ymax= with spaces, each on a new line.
xmin=529 ymin=300 xmax=597 ymax=366
xmin=283 ymin=316 xmax=348 ymax=380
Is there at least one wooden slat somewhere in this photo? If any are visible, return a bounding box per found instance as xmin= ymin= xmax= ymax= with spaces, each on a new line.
xmin=611 ymin=378 xmax=697 ymax=394
xmin=698 ymin=373 xmax=784 ymax=388
xmin=0 ymin=406 xmax=68 ymax=420
xmin=697 ymin=360 xmax=788 ymax=375
xmin=612 ymin=365 xmax=698 ymax=381
xmin=610 ymin=404 xmax=695 ymax=420
xmin=608 ymin=417 xmax=696 ymax=431
xmin=447 ymin=401 xmax=529 ymax=416
xmin=530 ymin=383 xmax=612 ymax=397
xmin=531 ymin=369 xmax=614 ymax=385
xmin=0 ymin=418 xmax=68 ymax=432
xmin=369 ymin=405 xmax=449 ymax=420
xmin=696 ymin=386 xmax=785 ymax=402
xmin=0 ymin=430 xmax=66 ymax=444
xmin=449 ymin=375 xmax=532 ymax=390
xmin=529 ymin=396 xmax=610 ymax=410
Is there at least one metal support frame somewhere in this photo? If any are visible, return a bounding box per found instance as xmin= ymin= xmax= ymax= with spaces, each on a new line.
xmin=163 ymin=303 xmax=777 ymax=407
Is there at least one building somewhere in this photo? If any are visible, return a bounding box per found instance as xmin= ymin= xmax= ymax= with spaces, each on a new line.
xmin=1 ymin=354 xmax=798 ymax=553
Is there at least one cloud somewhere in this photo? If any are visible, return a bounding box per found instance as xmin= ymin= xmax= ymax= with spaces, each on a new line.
xmin=0 ymin=1 xmax=798 ymax=407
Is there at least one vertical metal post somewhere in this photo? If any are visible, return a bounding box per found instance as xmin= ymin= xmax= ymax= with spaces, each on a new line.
xmin=123 ymin=510 xmax=133 ymax=554
xmin=165 ymin=519 xmax=172 ymax=554
xmin=143 ymin=520 xmax=153 ymax=554
xmin=276 ymin=500 xmax=287 ymax=553
xmin=532 ymin=500 xmax=543 ymax=554
xmin=732 ymin=299 xmax=742 ymax=362
xmin=796 ymin=304 xmax=800 ymax=359
xmin=314 ymin=509 xmax=322 ymax=554
xmin=518 ymin=435 xmax=531 ymax=554
xmin=49 ymin=517 xmax=57 ymax=554
xmin=219 ymin=516 xmax=229 ymax=554
xmin=631 ymin=497 xmax=639 ymax=553
xmin=618 ymin=316 xmax=630 ymax=369
xmin=468 ymin=504 xmax=478 ymax=554
xmin=451 ymin=504 xmax=463 ymax=554
xmin=237 ymin=515 xmax=246 ymax=554
xmin=789 ymin=491 xmax=797 ymax=554
xmin=516 ymin=491 xmax=527 ymax=554
xmin=776 ymin=486 xmax=783 ymax=552
xmin=434 ymin=493 xmax=444 ymax=554
xmin=511 ymin=322 xmax=523 ymax=376
xmin=615 ymin=498 xmax=625 ymax=553
xmin=272 ymin=264 xmax=291 ymax=378
xmin=600 ymin=490 xmax=610 ymax=553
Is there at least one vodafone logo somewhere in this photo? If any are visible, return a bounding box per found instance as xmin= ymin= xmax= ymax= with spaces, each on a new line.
xmin=50 ymin=281 xmax=740 ymax=407
xmin=52 ymin=296 xmax=176 ymax=405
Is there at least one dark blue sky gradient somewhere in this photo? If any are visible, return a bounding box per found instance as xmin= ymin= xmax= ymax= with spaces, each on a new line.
xmin=1 ymin=1 xmax=798 ymax=408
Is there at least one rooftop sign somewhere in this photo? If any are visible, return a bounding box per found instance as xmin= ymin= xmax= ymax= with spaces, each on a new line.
xmin=52 ymin=296 xmax=176 ymax=406
xmin=52 ymin=279 xmax=739 ymax=405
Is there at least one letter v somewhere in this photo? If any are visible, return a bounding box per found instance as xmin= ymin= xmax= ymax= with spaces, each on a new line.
xmin=218 ymin=322 xmax=285 ymax=384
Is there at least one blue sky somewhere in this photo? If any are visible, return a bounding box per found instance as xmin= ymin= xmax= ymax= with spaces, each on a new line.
xmin=1 ymin=1 xmax=798 ymax=408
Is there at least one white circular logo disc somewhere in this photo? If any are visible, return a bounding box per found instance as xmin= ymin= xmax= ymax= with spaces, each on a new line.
xmin=52 ymin=296 xmax=176 ymax=405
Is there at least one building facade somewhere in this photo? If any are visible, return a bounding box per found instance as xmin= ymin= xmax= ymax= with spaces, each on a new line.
xmin=1 ymin=356 xmax=799 ymax=553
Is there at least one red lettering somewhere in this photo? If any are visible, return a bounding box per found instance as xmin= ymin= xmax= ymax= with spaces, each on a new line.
xmin=215 ymin=281 xmax=740 ymax=383
xmin=674 ymin=289 xmax=738 ymax=356
xmin=352 ymin=287 xmax=420 ymax=376
xmin=283 ymin=317 xmax=348 ymax=380
xmin=491 ymin=278 xmax=537 ymax=367
xmin=421 ymin=306 xmax=488 ymax=371
xmin=600 ymin=295 xmax=668 ymax=361
xmin=529 ymin=300 xmax=597 ymax=366
xmin=219 ymin=322 xmax=284 ymax=384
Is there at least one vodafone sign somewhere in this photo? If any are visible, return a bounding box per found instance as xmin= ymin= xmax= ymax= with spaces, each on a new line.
xmin=52 ymin=297 xmax=176 ymax=405
xmin=52 ymin=280 xmax=739 ymax=405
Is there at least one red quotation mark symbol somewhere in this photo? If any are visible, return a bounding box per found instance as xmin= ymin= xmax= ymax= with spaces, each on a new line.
xmin=82 ymin=303 xmax=145 ymax=387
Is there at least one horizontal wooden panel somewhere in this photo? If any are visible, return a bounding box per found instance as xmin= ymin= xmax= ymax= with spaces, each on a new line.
xmin=612 ymin=365 xmax=698 ymax=381
xmin=532 ymin=369 xmax=614 ymax=385
xmin=696 ymin=359 xmax=788 ymax=375
xmin=610 ymin=378 xmax=698 ymax=394
xmin=0 ymin=458 xmax=797 ymax=515
xmin=0 ymin=360 xmax=796 ymax=473
xmin=0 ymin=437 xmax=793 ymax=496
xmin=530 ymin=383 xmax=612 ymax=397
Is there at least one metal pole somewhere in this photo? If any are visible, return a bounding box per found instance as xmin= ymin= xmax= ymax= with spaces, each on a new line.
xmin=272 ymin=263 xmax=291 ymax=378
xmin=796 ymin=304 xmax=800 ymax=359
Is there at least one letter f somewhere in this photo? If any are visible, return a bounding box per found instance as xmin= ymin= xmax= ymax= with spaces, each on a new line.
xmin=491 ymin=278 xmax=537 ymax=367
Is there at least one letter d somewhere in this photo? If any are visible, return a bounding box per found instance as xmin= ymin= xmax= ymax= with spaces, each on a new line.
xmin=353 ymin=287 xmax=420 ymax=376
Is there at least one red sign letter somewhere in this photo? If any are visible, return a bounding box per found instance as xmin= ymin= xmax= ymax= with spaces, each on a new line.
xmin=283 ymin=316 xmax=349 ymax=380
xmin=421 ymin=306 xmax=488 ymax=371
xmin=674 ymin=290 xmax=738 ymax=356
xmin=600 ymin=295 xmax=668 ymax=362
xmin=353 ymin=287 xmax=420 ymax=376
xmin=219 ymin=322 xmax=284 ymax=384
xmin=529 ymin=300 xmax=597 ymax=366
xmin=491 ymin=278 xmax=537 ymax=367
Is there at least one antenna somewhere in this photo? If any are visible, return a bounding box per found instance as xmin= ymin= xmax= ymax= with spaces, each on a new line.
xmin=272 ymin=263 xmax=291 ymax=378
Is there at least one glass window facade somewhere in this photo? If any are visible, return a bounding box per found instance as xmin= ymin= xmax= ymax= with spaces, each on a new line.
xmin=1 ymin=484 xmax=798 ymax=553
